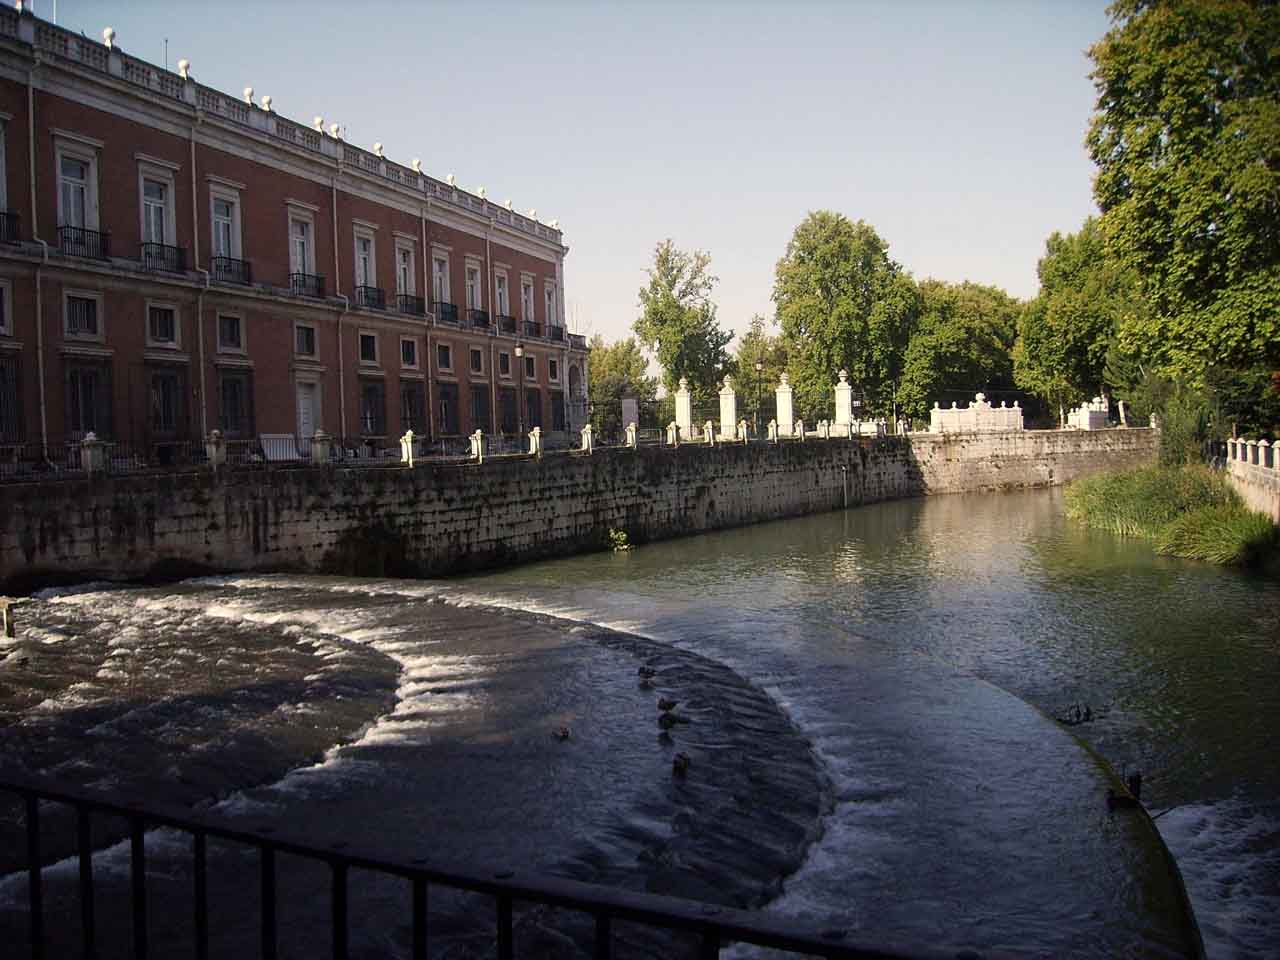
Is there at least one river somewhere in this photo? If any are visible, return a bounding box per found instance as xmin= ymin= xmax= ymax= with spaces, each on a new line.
xmin=0 ymin=487 xmax=1275 ymax=957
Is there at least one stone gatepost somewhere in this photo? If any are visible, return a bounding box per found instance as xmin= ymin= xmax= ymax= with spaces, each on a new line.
xmin=311 ymin=429 xmax=332 ymax=465
xmin=581 ymin=422 xmax=594 ymax=454
xmin=1247 ymin=439 xmax=1258 ymax=465
xmin=1012 ymin=400 xmax=1024 ymax=430
xmin=834 ymin=370 xmax=853 ymax=426
xmin=80 ymin=432 xmax=106 ymax=473
xmin=675 ymin=377 xmax=693 ymax=440
xmin=1260 ymin=439 xmax=1272 ymax=469
xmin=768 ymin=419 xmax=779 ymax=443
xmin=205 ymin=429 xmax=226 ymax=469
xmin=737 ymin=419 xmax=749 ymax=442
xmin=529 ymin=426 xmax=543 ymax=457
xmin=930 ymin=402 xmax=942 ymax=433
xmin=468 ymin=429 xmax=485 ymax=463
xmin=625 ymin=422 xmax=638 ymax=448
xmin=776 ymin=374 xmax=794 ymax=436
xmin=621 ymin=397 xmax=639 ymax=435
xmin=1118 ymin=399 xmax=1128 ymax=427
xmin=719 ymin=376 xmax=738 ymax=440
xmin=666 ymin=421 xmax=679 ymax=447
xmin=795 ymin=419 xmax=805 ymax=441
xmin=704 ymin=420 xmax=716 ymax=446
xmin=402 ymin=430 xmax=419 ymax=466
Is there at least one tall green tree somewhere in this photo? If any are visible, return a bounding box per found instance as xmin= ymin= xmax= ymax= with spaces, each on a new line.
xmin=773 ymin=212 xmax=920 ymax=419
xmin=1087 ymin=0 xmax=1280 ymax=377
xmin=898 ymin=281 xmax=1020 ymax=422
xmin=634 ymin=240 xmax=733 ymax=400
xmin=732 ymin=315 xmax=788 ymax=391
xmin=1013 ymin=217 xmax=1145 ymax=422
xmin=587 ymin=335 xmax=658 ymax=437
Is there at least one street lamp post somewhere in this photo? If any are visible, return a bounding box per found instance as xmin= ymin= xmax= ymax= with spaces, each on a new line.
xmin=515 ymin=343 xmax=525 ymax=438
xmin=754 ymin=359 xmax=764 ymax=435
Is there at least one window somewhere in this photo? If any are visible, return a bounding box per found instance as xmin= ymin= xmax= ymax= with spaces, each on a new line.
xmin=521 ymin=279 xmax=535 ymax=321
xmin=64 ymin=292 xmax=102 ymax=339
xmin=432 ymin=255 xmax=450 ymax=303
xmin=498 ymin=352 xmax=511 ymax=377
xmin=525 ymin=387 xmax=542 ymax=429
xmin=470 ymin=347 xmax=483 ymax=374
xmin=437 ymin=382 xmax=459 ymax=434
xmin=499 ymin=388 xmax=517 ymax=433
xmin=218 ymin=314 xmax=243 ymax=352
xmin=0 ymin=354 xmax=20 ymax=442
xmin=295 ymin=324 xmax=317 ymax=357
xmin=289 ymin=216 xmax=313 ymax=273
xmin=549 ymin=358 xmax=559 ymax=382
xmin=400 ymin=337 xmax=418 ymax=369
xmin=142 ymin=179 xmax=167 ymax=244
xmin=436 ymin=343 xmax=452 ymax=371
xmin=524 ymin=354 xmax=535 ymax=380
xmin=149 ymin=367 xmax=184 ymax=436
xmin=359 ymin=380 xmax=386 ymax=436
xmin=545 ymin=285 xmax=557 ymax=325
xmin=66 ymin=361 xmax=112 ymax=438
xmin=147 ymin=304 xmax=177 ymax=346
xmin=210 ymin=187 xmax=242 ymax=259
xmin=59 ymin=154 xmax=91 ymax=228
xmin=495 ymin=274 xmax=509 ymax=315
xmin=218 ymin=370 xmax=254 ymax=437
xmin=359 ymin=332 xmax=378 ymax=364
xmin=551 ymin=393 xmax=566 ymax=431
xmin=465 ymin=264 xmax=482 ymax=310
xmin=355 ymin=232 xmax=375 ymax=288
xmin=400 ymin=381 xmax=425 ymax=433
xmin=471 ymin=385 xmax=490 ymax=431
xmin=396 ymin=245 xmax=414 ymax=296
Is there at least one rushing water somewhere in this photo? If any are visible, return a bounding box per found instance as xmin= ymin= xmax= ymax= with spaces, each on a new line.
xmin=0 ymin=487 xmax=1275 ymax=957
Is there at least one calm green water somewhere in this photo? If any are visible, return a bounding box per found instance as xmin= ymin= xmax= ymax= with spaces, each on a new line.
xmin=460 ymin=487 xmax=1280 ymax=958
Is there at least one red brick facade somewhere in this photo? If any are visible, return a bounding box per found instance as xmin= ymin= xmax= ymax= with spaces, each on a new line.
xmin=0 ymin=7 xmax=587 ymax=461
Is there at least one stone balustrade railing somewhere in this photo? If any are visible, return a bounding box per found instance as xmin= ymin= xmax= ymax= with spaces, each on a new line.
xmin=1226 ymin=438 xmax=1277 ymax=471
xmin=930 ymin=393 xmax=1024 ymax=433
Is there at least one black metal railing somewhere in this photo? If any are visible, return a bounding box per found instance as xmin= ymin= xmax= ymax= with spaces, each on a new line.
xmin=1 ymin=773 xmax=926 ymax=960
xmin=548 ymin=325 xmax=565 ymax=342
xmin=432 ymin=301 xmax=458 ymax=325
xmin=524 ymin=320 xmax=543 ymax=338
xmin=141 ymin=242 xmax=186 ymax=273
xmin=0 ymin=209 xmax=20 ymax=243
xmin=58 ymin=225 xmax=110 ymax=260
xmin=211 ymin=256 xmax=252 ymax=285
xmin=569 ymin=333 xmax=588 ymax=349
xmin=290 ymin=273 xmax=326 ymax=298
xmin=496 ymin=314 xmax=518 ymax=334
xmin=469 ymin=308 xmax=491 ymax=329
xmin=355 ymin=285 xmax=386 ymax=310
xmin=397 ymin=294 xmax=426 ymax=316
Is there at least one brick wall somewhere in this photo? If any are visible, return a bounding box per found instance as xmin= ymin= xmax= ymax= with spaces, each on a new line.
xmin=0 ymin=428 xmax=1159 ymax=590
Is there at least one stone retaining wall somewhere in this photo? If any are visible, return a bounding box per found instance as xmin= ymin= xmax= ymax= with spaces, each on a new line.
xmin=0 ymin=428 xmax=1159 ymax=589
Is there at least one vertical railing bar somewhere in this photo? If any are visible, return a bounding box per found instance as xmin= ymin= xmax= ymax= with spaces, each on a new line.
xmin=496 ymin=894 xmax=513 ymax=960
xmin=76 ymin=803 xmax=95 ymax=960
xmin=25 ymin=794 xmax=44 ymax=960
xmin=593 ymin=912 xmax=612 ymax=960
xmin=129 ymin=816 xmax=147 ymax=960
xmin=411 ymin=877 xmax=427 ymax=960
xmin=260 ymin=844 xmax=276 ymax=960
xmin=330 ymin=862 xmax=348 ymax=960
xmin=192 ymin=832 xmax=208 ymax=960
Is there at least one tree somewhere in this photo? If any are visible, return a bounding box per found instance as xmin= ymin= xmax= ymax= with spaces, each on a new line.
xmin=1013 ymin=218 xmax=1144 ymax=423
xmin=773 ymin=212 xmax=919 ymax=420
xmin=731 ymin=315 xmax=788 ymax=409
xmin=1087 ymin=0 xmax=1280 ymax=378
xmin=587 ymin=335 xmax=658 ymax=438
xmin=898 ymin=281 xmax=1020 ymax=422
xmin=634 ymin=240 xmax=733 ymax=400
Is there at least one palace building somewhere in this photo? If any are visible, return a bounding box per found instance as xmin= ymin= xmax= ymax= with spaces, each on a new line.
xmin=0 ymin=4 xmax=588 ymax=463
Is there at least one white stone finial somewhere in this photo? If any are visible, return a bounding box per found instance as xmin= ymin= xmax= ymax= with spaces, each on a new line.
xmin=527 ymin=208 xmax=537 ymax=219
xmin=722 ymin=375 xmax=734 ymax=390
xmin=328 ymin=122 xmax=341 ymax=138
xmin=103 ymin=27 xmax=116 ymax=49
xmin=177 ymin=59 xmax=190 ymax=79
xmin=779 ymin=373 xmax=790 ymax=386
xmin=243 ymin=86 xmax=254 ymax=103
xmin=260 ymin=94 xmax=272 ymax=111
xmin=477 ymin=186 xmax=486 ymax=199
xmin=550 ymin=219 xmax=560 ymax=229
xmin=678 ymin=377 xmax=689 ymax=391
xmin=373 ymin=142 xmax=384 ymax=158
xmin=412 ymin=158 xmax=422 ymax=173
xmin=446 ymin=174 xmax=456 ymax=186
xmin=505 ymin=199 xmax=513 ymax=210
xmin=838 ymin=369 xmax=849 ymax=384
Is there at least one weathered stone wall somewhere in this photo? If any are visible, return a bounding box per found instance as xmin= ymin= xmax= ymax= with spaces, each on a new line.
xmin=1227 ymin=459 xmax=1280 ymax=522
xmin=0 ymin=429 xmax=1158 ymax=590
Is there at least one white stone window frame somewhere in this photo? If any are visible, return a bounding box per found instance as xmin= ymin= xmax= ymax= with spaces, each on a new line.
xmin=358 ymin=328 xmax=380 ymax=367
xmin=144 ymin=298 xmax=181 ymax=350
xmin=353 ymin=223 xmax=378 ymax=291
xmin=431 ymin=247 xmax=451 ymax=305
xmin=294 ymin=320 xmax=319 ymax=359
xmin=464 ymin=257 xmax=484 ymax=311
xmin=286 ymin=203 xmax=317 ymax=276
xmin=436 ymin=339 xmax=454 ymax=373
xmin=63 ymin=288 xmax=105 ymax=342
xmin=520 ymin=274 xmax=535 ymax=323
xmin=137 ymin=159 xmax=179 ymax=248
xmin=498 ymin=349 xmax=512 ymax=381
xmin=544 ymin=281 xmax=558 ymax=327
xmin=394 ymin=235 xmax=416 ymax=297
xmin=208 ymin=181 xmax=243 ymax=260
xmin=54 ymin=133 xmax=102 ymax=231
xmin=399 ymin=335 xmax=420 ymax=370
xmin=493 ymin=268 xmax=510 ymax=317
xmin=216 ymin=310 xmax=247 ymax=355
xmin=468 ymin=345 xmax=485 ymax=378
xmin=524 ymin=352 xmax=536 ymax=380
xmin=0 ymin=278 xmax=10 ymax=336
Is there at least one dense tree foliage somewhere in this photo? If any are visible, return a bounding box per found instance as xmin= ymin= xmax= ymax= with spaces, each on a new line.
xmin=732 ymin=315 xmax=788 ymax=390
xmin=1087 ymin=0 xmax=1280 ymax=377
xmin=587 ymin=335 xmax=658 ymax=437
xmin=634 ymin=240 xmax=733 ymax=401
xmin=898 ymin=281 xmax=1020 ymax=422
xmin=773 ymin=212 xmax=919 ymax=419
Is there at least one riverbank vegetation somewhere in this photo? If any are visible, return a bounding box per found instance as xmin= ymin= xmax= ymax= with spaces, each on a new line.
xmin=1066 ymin=466 xmax=1278 ymax=567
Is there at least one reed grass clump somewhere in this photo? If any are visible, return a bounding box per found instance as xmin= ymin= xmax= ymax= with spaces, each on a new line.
xmin=1065 ymin=465 xmax=1277 ymax=567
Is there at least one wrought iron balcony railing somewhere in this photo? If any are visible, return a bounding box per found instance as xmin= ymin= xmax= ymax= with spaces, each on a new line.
xmin=547 ymin=325 xmax=565 ymax=342
xmin=0 ymin=210 xmax=19 ymax=243
xmin=355 ymin=285 xmax=386 ymax=310
xmin=290 ymin=272 xmax=326 ymax=298
xmin=58 ymin=225 xmax=111 ymax=260
xmin=469 ymin=308 xmax=491 ymax=329
xmin=569 ymin=333 xmax=588 ymax=350
xmin=523 ymin=320 xmax=543 ymax=339
xmin=496 ymin=314 xmax=518 ymax=334
xmin=141 ymin=242 xmax=186 ymax=273
xmin=397 ymin=294 xmax=426 ymax=316
xmin=432 ymin=301 xmax=458 ymax=325
xmin=211 ymin=256 xmax=252 ymax=285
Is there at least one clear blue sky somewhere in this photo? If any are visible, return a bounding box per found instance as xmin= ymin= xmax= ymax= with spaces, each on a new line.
xmin=46 ymin=0 xmax=1111 ymax=347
